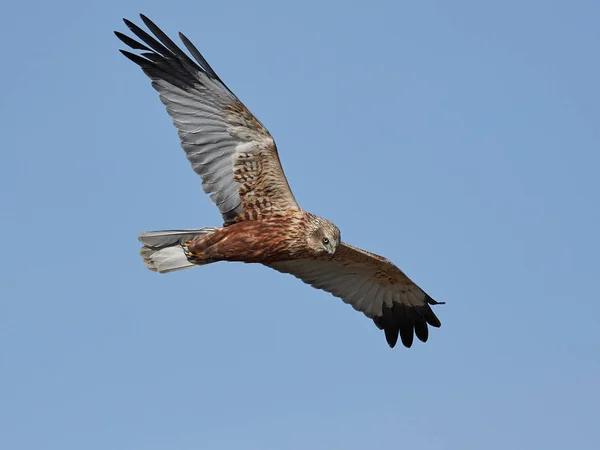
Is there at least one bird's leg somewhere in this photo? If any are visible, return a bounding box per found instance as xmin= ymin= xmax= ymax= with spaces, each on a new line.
xmin=185 ymin=229 xmax=229 ymax=263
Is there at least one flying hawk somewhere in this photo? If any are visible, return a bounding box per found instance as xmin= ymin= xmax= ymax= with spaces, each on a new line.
xmin=116 ymin=15 xmax=445 ymax=348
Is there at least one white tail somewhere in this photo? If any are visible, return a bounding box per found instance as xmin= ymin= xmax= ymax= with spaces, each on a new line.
xmin=138 ymin=227 xmax=217 ymax=273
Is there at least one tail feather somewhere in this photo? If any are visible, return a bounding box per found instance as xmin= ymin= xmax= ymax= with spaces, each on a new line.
xmin=138 ymin=227 xmax=217 ymax=273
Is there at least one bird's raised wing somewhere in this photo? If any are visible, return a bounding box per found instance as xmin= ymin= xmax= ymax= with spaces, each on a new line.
xmin=268 ymin=243 xmax=444 ymax=348
xmin=116 ymin=15 xmax=298 ymax=225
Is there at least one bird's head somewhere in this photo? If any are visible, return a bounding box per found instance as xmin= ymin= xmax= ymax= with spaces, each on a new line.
xmin=307 ymin=215 xmax=341 ymax=259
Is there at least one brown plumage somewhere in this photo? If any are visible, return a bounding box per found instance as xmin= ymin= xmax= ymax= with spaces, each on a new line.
xmin=117 ymin=15 xmax=445 ymax=349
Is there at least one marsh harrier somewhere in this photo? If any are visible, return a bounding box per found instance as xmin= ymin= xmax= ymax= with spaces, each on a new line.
xmin=116 ymin=15 xmax=445 ymax=348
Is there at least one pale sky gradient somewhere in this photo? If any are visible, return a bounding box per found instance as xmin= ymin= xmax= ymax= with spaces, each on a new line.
xmin=1 ymin=1 xmax=599 ymax=449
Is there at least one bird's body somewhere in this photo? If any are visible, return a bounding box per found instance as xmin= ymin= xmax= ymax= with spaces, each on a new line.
xmin=117 ymin=15 xmax=445 ymax=348
xmin=185 ymin=210 xmax=326 ymax=264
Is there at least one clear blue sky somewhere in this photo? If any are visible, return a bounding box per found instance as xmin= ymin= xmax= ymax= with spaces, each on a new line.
xmin=1 ymin=1 xmax=599 ymax=449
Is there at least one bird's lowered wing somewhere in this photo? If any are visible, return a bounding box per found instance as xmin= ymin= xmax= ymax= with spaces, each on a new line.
xmin=116 ymin=15 xmax=299 ymax=225
xmin=268 ymin=242 xmax=444 ymax=348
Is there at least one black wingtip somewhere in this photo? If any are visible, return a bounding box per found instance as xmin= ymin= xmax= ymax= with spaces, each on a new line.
xmin=414 ymin=320 xmax=429 ymax=343
xmin=116 ymin=15 xmax=233 ymax=95
xmin=119 ymin=49 xmax=150 ymax=67
xmin=178 ymin=31 xmax=219 ymax=77
xmin=123 ymin=18 xmax=135 ymax=29
xmin=426 ymin=294 xmax=446 ymax=305
xmin=115 ymin=31 xmax=148 ymax=52
xmin=384 ymin=328 xmax=399 ymax=348
xmin=139 ymin=13 xmax=156 ymax=30
xmin=399 ymin=325 xmax=414 ymax=348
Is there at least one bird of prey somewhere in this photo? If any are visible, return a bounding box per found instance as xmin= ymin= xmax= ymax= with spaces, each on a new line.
xmin=116 ymin=15 xmax=445 ymax=348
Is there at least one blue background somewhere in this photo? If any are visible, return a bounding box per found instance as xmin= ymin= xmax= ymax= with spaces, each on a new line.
xmin=1 ymin=1 xmax=599 ymax=449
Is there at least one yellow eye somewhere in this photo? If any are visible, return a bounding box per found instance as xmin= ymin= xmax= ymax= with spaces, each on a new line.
xmin=322 ymin=237 xmax=329 ymax=245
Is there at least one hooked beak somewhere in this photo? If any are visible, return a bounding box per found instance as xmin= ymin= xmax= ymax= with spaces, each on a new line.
xmin=328 ymin=243 xmax=338 ymax=260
